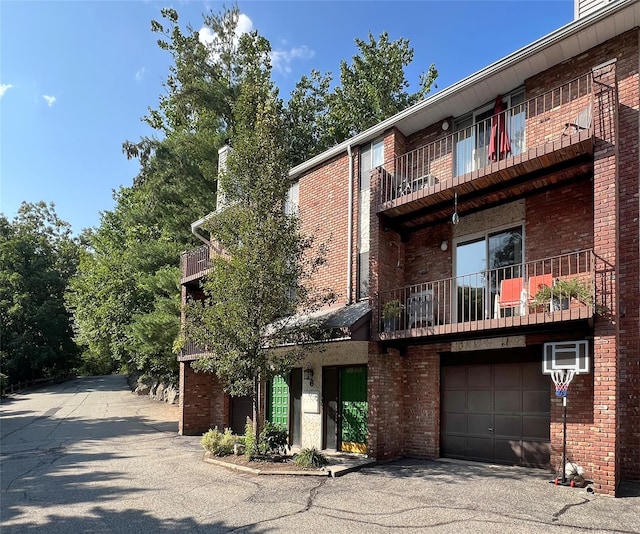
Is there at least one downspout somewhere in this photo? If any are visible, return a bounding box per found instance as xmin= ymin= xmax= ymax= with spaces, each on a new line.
xmin=190 ymin=212 xmax=215 ymax=245
xmin=346 ymin=144 xmax=354 ymax=304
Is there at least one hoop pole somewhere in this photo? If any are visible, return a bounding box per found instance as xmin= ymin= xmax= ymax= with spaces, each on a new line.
xmin=562 ymin=396 xmax=567 ymax=484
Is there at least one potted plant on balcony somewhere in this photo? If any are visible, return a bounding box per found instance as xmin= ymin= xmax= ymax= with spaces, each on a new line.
xmin=531 ymin=277 xmax=592 ymax=312
xmin=382 ymin=299 xmax=402 ymax=332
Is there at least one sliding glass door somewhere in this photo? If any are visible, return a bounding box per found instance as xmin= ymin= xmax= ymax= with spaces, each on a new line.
xmin=455 ymin=226 xmax=523 ymax=322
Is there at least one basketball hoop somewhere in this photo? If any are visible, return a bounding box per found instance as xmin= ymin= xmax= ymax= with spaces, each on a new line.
xmin=543 ymin=341 xmax=589 ymax=486
xmin=551 ymin=369 xmax=576 ymax=398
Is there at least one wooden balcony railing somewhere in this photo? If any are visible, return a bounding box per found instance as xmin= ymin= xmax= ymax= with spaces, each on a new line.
xmin=378 ymin=249 xmax=596 ymax=340
xmin=377 ymin=72 xmax=593 ymax=207
xmin=180 ymin=244 xmax=211 ymax=282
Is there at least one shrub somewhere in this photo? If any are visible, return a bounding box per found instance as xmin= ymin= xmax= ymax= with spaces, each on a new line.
xmin=244 ymin=422 xmax=257 ymax=459
xmin=259 ymin=421 xmax=289 ymax=455
xmin=294 ymin=447 xmax=328 ymax=468
xmin=201 ymin=427 xmax=236 ymax=457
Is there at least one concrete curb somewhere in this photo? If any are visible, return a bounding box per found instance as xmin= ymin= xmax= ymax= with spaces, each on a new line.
xmin=203 ymin=454 xmax=377 ymax=477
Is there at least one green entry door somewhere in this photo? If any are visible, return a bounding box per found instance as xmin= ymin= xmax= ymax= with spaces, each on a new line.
xmin=268 ymin=375 xmax=290 ymax=429
xmin=340 ymin=366 xmax=368 ymax=453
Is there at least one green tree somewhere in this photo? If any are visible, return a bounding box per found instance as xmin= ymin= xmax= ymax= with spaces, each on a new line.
xmin=70 ymin=6 xmax=251 ymax=382
xmin=0 ymin=202 xmax=80 ymax=386
xmin=184 ymin=31 xmax=332 ymax=448
xmin=282 ymin=31 xmax=437 ymax=163
xmin=283 ymin=69 xmax=333 ymax=166
xmin=328 ymin=31 xmax=438 ymax=143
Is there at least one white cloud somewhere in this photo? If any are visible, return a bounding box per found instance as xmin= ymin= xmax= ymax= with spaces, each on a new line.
xmin=135 ymin=68 xmax=146 ymax=82
xmin=270 ymin=45 xmax=315 ymax=74
xmin=0 ymin=84 xmax=13 ymax=98
xmin=198 ymin=13 xmax=254 ymax=63
xmin=43 ymin=95 xmax=56 ymax=107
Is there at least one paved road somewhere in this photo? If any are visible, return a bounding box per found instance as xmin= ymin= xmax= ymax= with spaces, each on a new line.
xmin=1 ymin=375 xmax=639 ymax=533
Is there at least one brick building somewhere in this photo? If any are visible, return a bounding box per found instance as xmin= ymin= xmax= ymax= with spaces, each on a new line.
xmin=179 ymin=0 xmax=639 ymax=495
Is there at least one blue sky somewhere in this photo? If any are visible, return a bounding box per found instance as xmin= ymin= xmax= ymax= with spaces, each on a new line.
xmin=1 ymin=0 xmax=574 ymax=234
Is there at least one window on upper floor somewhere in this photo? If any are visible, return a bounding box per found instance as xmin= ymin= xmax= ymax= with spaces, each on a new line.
xmin=454 ymin=89 xmax=525 ymax=177
xmin=357 ymin=139 xmax=384 ymax=299
xmin=284 ymin=181 xmax=299 ymax=216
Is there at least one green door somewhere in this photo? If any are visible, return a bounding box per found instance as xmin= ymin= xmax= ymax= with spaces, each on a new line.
xmin=268 ymin=375 xmax=290 ymax=429
xmin=340 ymin=366 xmax=368 ymax=453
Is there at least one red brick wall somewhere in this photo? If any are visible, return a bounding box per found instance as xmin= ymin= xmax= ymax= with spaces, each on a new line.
xmin=367 ymin=344 xmax=404 ymax=460
xmin=525 ymin=179 xmax=594 ymax=260
xmin=179 ymin=362 xmax=228 ymax=436
xmin=298 ymin=152 xmax=351 ymax=305
xmin=402 ymin=346 xmax=441 ymax=458
xmin=525 ymin=31 xmax=640 ymax=494
xmin=614 ymin=30 xmax=640 ymax=484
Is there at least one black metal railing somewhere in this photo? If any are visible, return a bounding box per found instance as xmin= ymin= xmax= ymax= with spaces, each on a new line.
xmin=379 ymin=249 xmax=595 ymax=336
xmin=377 ymin=72 xmax=593 ymax=206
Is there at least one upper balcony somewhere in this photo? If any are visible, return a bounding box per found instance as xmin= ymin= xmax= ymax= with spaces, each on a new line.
xmin=376 ymin=73 xmax=594 ymax=234
xmin=181 ymin=243 xmax=214 ymax=284
xmin=377 ymin=249 xmax=599 ymax=342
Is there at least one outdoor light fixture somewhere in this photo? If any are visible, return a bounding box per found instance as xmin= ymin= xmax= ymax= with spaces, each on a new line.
xmin=441 ymin=240 xmax=448 ymax=251
xmin=304 ymin=365 xmax=314 ymax=386
xmin=441 ymin=120 xmax=450 ymax=131
xmin=452 ymin=191 xmax=460 ymax=225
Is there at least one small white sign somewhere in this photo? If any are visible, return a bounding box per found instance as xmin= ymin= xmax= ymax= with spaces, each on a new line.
xmin=302 ymin=391 xmax=320 ymax=414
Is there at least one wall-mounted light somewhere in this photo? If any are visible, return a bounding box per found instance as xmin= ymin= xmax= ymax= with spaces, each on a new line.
xmin=304 ymin=364 xmax=314 ymax=387
xmin=452 ymin=191 xmax=460 ymax=225
xmin=441 ymin=240 xmax=448 ymax=251
xmin=441 ymin=120 xmax=450 ymax=131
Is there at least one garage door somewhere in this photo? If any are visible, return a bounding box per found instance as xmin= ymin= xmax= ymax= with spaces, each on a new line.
xmin=441 ymin=360 xmax=550 ymax=468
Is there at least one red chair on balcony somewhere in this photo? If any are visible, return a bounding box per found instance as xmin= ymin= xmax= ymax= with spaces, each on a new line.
xmin=526 ymin=273 xmax=554 ymax=309
xmin=494 ymin=277 xmax=526 ymax=318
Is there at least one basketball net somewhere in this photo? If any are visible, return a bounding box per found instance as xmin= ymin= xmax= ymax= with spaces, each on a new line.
xmin=551 ymin=369 xmax=576 ymax=397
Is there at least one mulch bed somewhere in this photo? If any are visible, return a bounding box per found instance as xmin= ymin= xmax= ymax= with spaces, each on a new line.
xmin=204 ymin=451 xmax=326 ymax=474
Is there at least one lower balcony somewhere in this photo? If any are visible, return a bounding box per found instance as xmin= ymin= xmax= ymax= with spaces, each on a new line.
xmin=377 ymin=249 xmax=596 ymax=341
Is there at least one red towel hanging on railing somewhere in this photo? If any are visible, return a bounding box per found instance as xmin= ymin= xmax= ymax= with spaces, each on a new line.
xmin=489 ymin=95 xmax=511 ymax=161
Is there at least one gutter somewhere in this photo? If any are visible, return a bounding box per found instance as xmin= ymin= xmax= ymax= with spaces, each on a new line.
xmin=190 ymin=211 xmax=216 ymax=245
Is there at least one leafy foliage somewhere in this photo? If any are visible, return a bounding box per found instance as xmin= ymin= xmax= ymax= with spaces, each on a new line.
xmin=283 ymin=32 xmax=437 ymax=165
xmin=201 ymin=427 xmax=237 ymax=456
xmin=67 ymin=4 xmax=436 ymax=390
xmin=0 ymin=202 xmax=80 ymax=385
xmin=258 ymin=422 xmax=289 ymax=455
xmin=185 ymin=28 xmax=333 ymax=447
xmin=294 ymin=447 xmax=329 ymax=468
xmin=243 ymin=422 xmax=257 ymax=459
xmin=531 ymin=277 xmax=593 ymax=308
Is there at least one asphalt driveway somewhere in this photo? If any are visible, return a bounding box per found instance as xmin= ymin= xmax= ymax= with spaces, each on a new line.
xmin=1 ymin=375 xmax=638 ymax=533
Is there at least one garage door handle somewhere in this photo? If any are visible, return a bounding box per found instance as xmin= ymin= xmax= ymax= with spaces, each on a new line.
xmin=488 ymin=428 xmax=493 ymax=432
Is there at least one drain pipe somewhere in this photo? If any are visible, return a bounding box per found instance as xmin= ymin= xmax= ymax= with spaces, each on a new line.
xmin=190 ymin=211 xmax=216 ymax=245
xmin=346 ymin=144 xmax=354 ymax=304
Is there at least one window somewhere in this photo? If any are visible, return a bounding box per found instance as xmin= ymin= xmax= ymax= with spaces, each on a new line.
xmin=454 ymin=89 xmax=526 ymax=177
xmin=455 ymin=225 xmax=523 ymax=321
xmin=284 ymin=181 xmax=299 ymax=216
xmin=357 ymin=139 xmax=383 ymax=299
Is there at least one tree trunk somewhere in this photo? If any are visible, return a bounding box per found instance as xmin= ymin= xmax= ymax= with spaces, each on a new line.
xmin=252 ymin=373 xmax=261 ymax=453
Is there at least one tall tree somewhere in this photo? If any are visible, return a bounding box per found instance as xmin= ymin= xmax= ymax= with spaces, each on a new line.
xmin=70 ymin=6 xmax=250 ymax=382
xmin=283 ymin=69 xmax=333 ymax=166
xmin=0 ymin=202 xmax=80 ymax=386
xmin=184 ymin=31 xmax=332 ymax=447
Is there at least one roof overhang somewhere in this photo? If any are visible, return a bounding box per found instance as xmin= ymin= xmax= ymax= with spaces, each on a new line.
xmin=289 ymin=0 xmax=640 ymax=179
xmin=271 ymin=301 xmax=371 ymax=343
